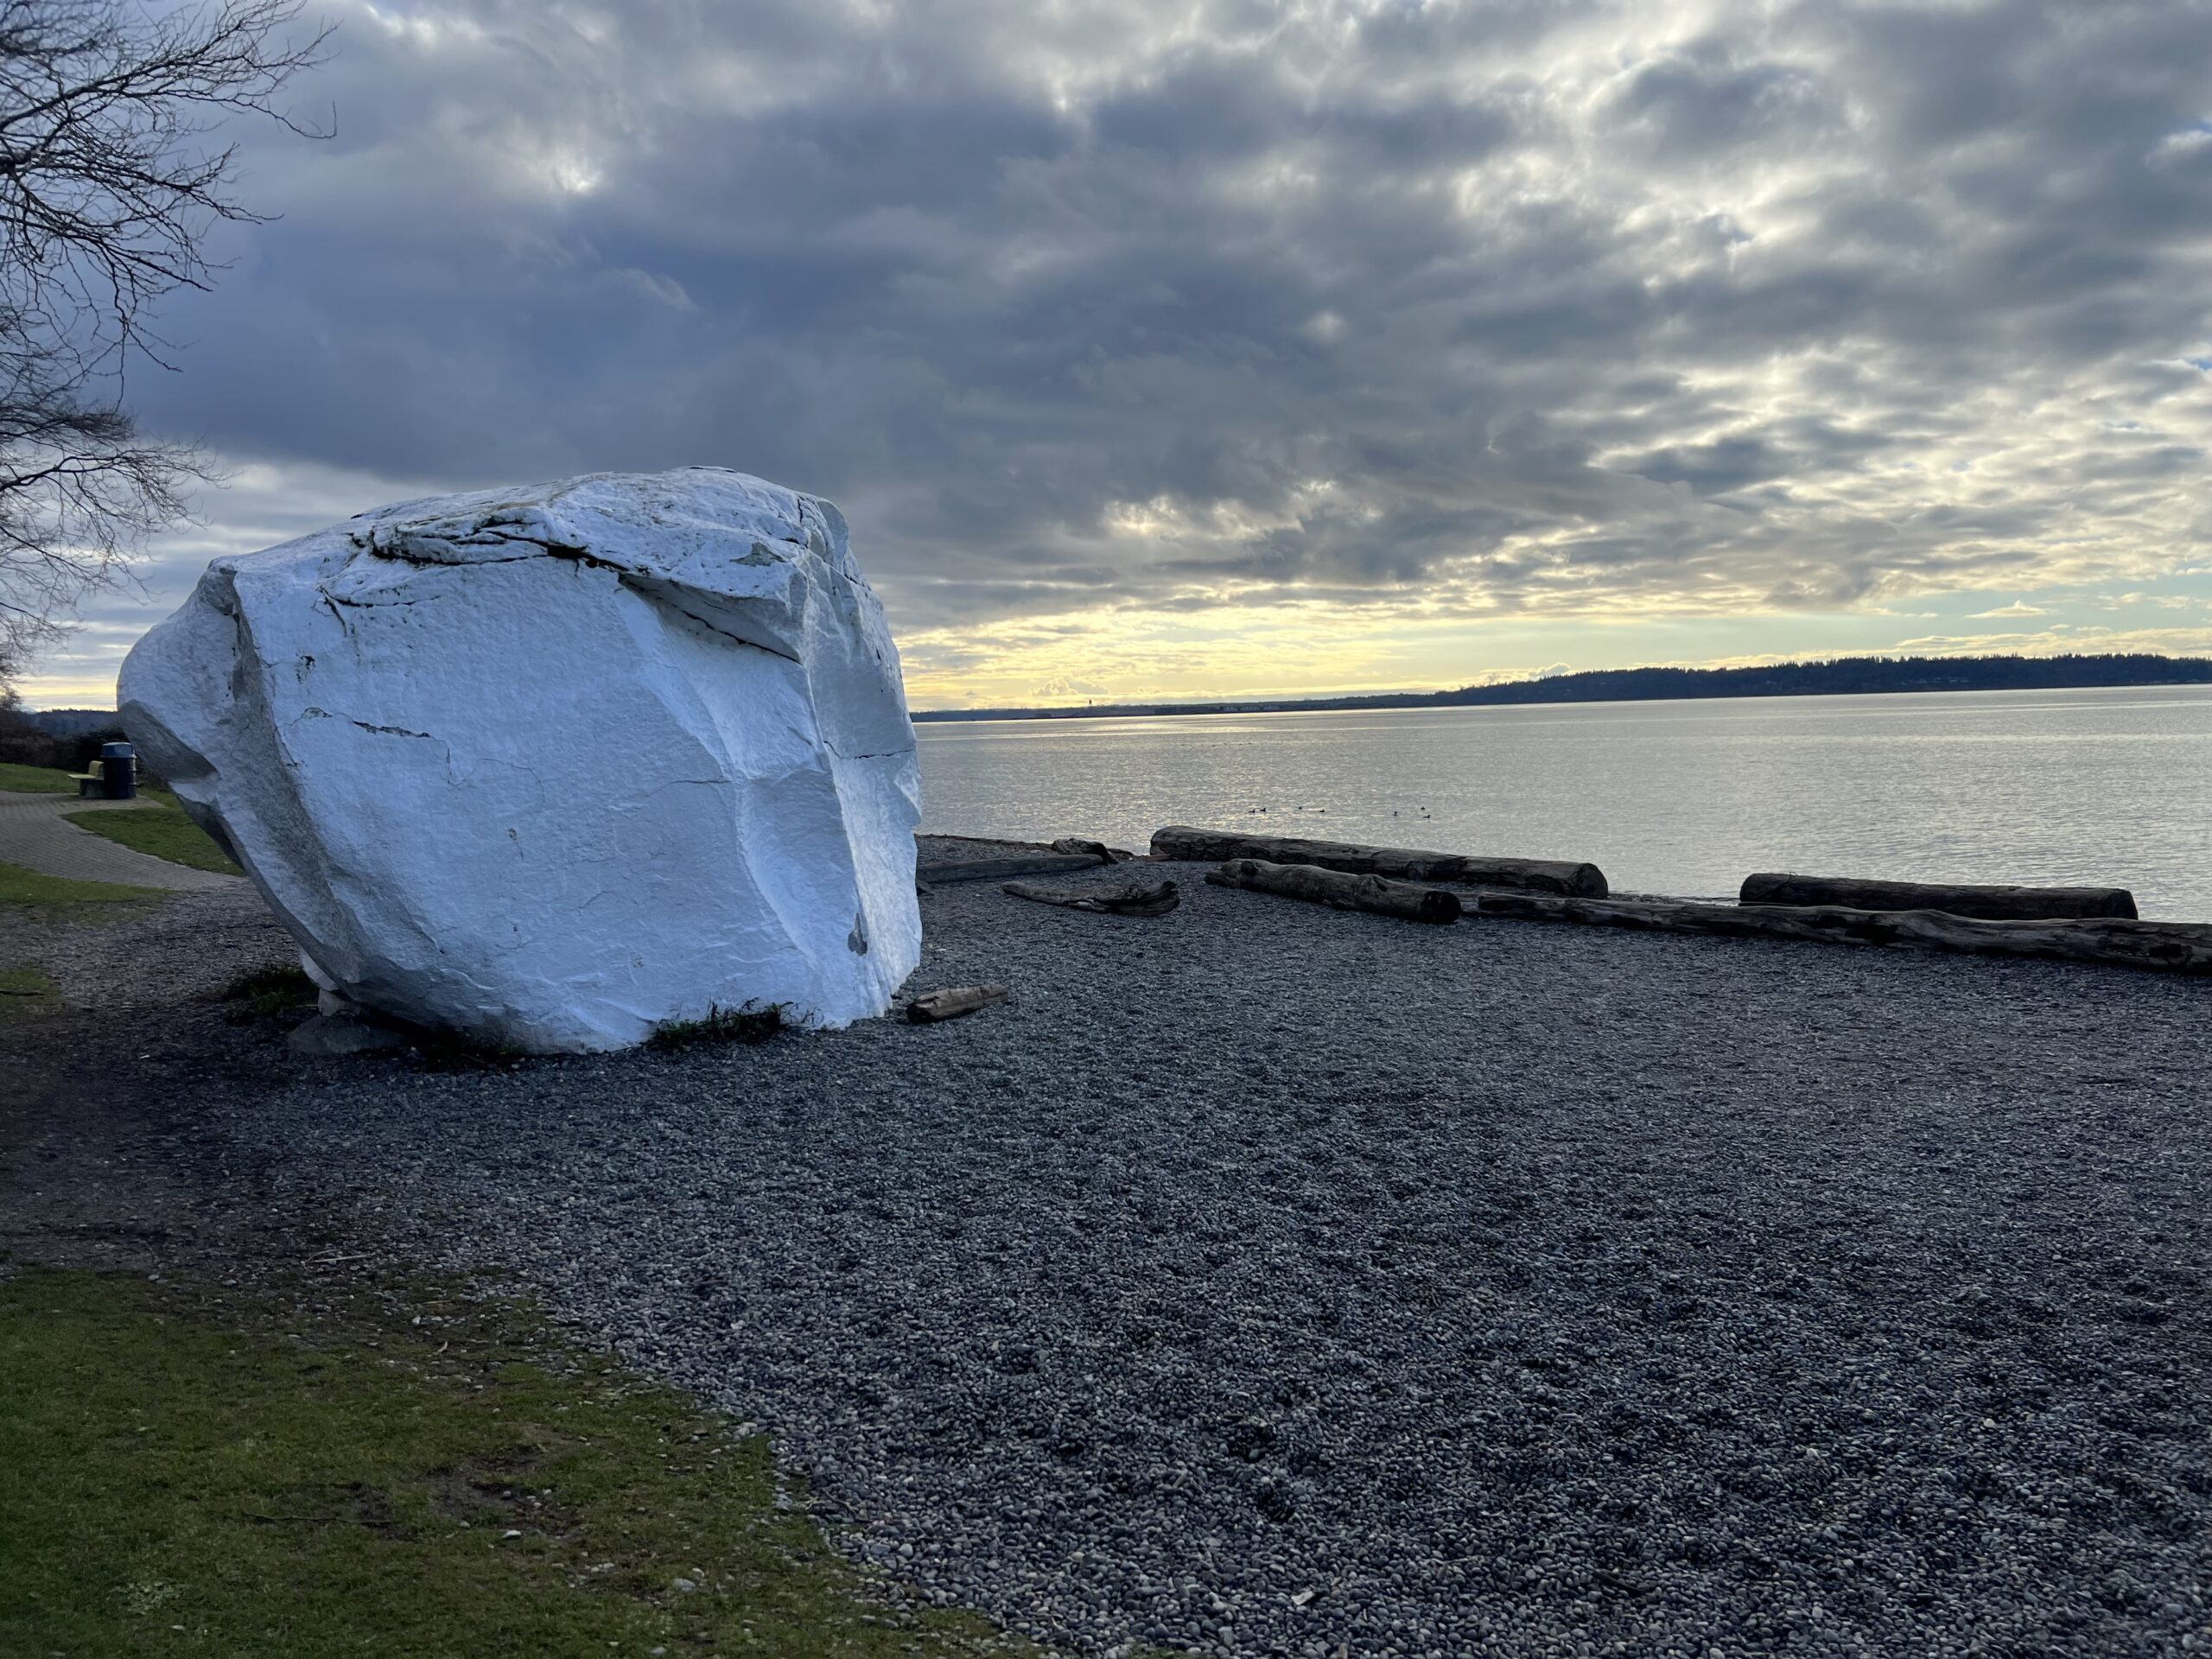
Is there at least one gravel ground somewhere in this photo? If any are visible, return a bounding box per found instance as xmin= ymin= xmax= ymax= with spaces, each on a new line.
xmin=122 ymin=861 xmax=2207 ymax=1659
xmin=2 ymin=884 xmax=294 ymax=1012
xmin=2 ymin=886 xmax=298 ymax=1275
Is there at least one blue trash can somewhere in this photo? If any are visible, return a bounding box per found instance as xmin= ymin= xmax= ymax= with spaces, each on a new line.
xmin=99 ymin=741 xmax=137 ymax=800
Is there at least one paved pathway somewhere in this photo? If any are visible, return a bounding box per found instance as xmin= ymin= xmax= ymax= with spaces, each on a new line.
xmin=0 ymin=791 xmax=243 ymax=891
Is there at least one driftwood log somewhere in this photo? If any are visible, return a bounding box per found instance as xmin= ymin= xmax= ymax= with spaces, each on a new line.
xmin=1050 ymin=836 xmax=1141 ymax=863
xmin=1003 ymin=877 xmax=1180 ymax=917
xmin=1154 ymin=826 xmax=1605 ymax=897
xmin=906 ymin=983 xmax=1010 ymax=1023
xmin=1471 ymin=892 xmax=2212 ymax=976
xmin=917 ymin=852 xmax=1109 ymax=886
xmin=1740 ymin=872 xmax=2138 ymax=921
xmin=1206 ymin=858 xmax=1462 ymax=925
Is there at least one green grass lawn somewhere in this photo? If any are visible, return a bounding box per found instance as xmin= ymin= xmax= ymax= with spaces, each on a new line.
xmin=0 ymin=1267 xmax=1059 ymax=1659
xmin=0 ymin=861 xmax=169 ymax=923
xmin=0 ymin=761 xmax=75 ymax=793
xmin=63 ymin=798 xmax=242 ymax=876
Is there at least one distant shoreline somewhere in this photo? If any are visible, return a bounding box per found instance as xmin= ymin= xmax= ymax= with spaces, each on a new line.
xmin=25 ymin=652 xmax=2212 ymax=733
xmin=912 ymin=651 xmax=2212 ymax=723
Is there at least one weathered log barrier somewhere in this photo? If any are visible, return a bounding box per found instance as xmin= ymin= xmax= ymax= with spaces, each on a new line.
xmin=1205 ymin=858 xmax=1463 ymax=924
xmin=1741 ymin=873 xmax=2138 ymax=921
xmin=1472 ymin=892 xmax=2212 ymax=975
xmin=918 ymin=852 xmax=1109 ymax=886
xmin=1154 ymin=827 xmax=1605 ymax=897
xmin=1003 ymin=876 xmax=1181 ymax=917
xmin=1049 ymin=836 xmax=1141 ymax=863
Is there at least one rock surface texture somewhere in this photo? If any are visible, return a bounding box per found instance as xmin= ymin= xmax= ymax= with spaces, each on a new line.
xmin=119 ymin=467 xmax=921 ymax=1052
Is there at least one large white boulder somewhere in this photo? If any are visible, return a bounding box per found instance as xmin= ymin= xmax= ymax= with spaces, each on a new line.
xmin=119 ymin=467 xmax=922 ymax=1052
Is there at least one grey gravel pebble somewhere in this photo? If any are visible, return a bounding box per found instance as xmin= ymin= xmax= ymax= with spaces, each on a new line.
xmin=73 ymin=868 xmax=2212 ymax=1654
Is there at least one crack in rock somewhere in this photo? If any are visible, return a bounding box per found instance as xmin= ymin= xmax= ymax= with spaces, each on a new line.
xmin=347 ymin=719 xmax=435 ymax=741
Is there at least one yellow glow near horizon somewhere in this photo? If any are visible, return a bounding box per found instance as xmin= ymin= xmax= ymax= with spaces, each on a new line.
xmin=890 ymin=596 xmax=2212 ymax=711
xmin=12 ymin=470 xmax=2211 ymax=714
xmin=17 ymin=600 xmax=2212 ymax=715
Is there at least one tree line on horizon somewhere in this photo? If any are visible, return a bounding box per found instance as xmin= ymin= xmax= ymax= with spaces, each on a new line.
xmin=912 ymin=652 xmax=2212 ymax=721
xmin=16 ymin=652 xmax=2211 ymax=741
xmin=1434 ymin=652 xmax=2212 ymax=707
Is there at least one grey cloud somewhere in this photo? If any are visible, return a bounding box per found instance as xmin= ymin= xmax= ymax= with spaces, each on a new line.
xmin=105 ymin=0 xmax=2212 ymax=650
xmin=1621 ymin=418 xmax=1894 ymax=498
xmin=1620 ymin=437 xmax=1797 ymax=497
xmin=2151 ymin=129 xmax=2212 ymax=178
xmin=1602 ymin=47 xmax=1839 ymax=159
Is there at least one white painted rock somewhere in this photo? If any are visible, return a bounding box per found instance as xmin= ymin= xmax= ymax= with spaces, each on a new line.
xmin=119 ymin=467 xmax=922 ymax=1052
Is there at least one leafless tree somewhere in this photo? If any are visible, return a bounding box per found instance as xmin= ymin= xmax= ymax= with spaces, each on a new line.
xmin=0 ymin=0 xmax=328 ymax=688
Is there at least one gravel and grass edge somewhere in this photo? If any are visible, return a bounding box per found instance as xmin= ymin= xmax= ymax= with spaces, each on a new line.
xmin=0 ymin=1261 xmax=1119 ymax=1659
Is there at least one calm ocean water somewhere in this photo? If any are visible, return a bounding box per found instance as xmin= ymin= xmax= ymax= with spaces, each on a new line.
xmin=915 ymin=685 xmax=2212 ymax=921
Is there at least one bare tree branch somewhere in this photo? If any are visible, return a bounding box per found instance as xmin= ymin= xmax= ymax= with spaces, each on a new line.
xmin=0 ymin=0 xmax=330 ymax=687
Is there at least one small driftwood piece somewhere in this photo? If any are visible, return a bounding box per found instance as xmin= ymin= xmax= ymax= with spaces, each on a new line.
xmin=906 ymin=983 xmax=1010 ymax=1023
xmin=1003 ymin=876 xmax=1180 ymax=917
xmin=1050 ymin=836 xmax=1141 ymax=863
xmin=917 ymin=852 xmax=1108 ymax=885
xmin=1741 ymin=872 xmax=2138 ymax=921
xmin=1206 ymin=858 xmax=1462 ymax=925
xmin=1472 ymin=892 xmax=2212 ymax=976
xmin=1154 ymin=826 xmax=1605 ymax=898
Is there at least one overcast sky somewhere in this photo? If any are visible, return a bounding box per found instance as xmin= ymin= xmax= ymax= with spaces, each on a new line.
xmin=21 ymin=0 xmax=2212 ymax=709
